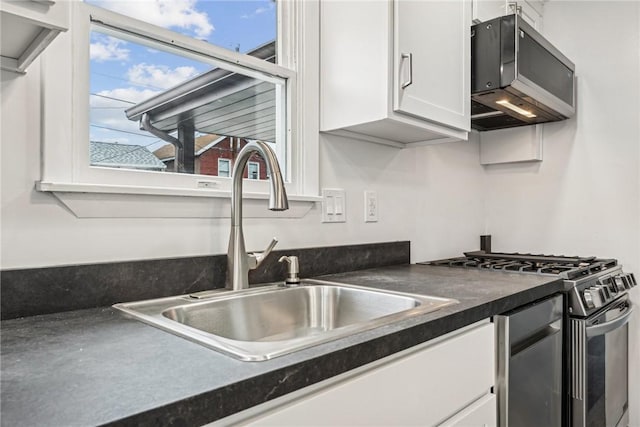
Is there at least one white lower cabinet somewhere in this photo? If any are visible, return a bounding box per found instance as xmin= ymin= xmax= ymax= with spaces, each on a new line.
xmin=219 ymin=321 xmax=495 ymax=426
xmin=439 ymin=393 xmax=497 ymax=427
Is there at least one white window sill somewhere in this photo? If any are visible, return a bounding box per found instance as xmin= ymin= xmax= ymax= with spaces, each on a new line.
xmin=36 ymin=181 xmax=321 ymax=219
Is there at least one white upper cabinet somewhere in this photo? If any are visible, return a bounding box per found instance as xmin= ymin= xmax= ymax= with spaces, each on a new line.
xmin=320 ymin=0 xmax=471 ymax=148
xmin=0 ymin=0 xmax=68 ymax=74
xmin=472 ymin=0 xmax=543 ymax=29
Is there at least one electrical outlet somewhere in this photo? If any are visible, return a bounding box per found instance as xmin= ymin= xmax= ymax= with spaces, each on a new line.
xmin=322 ymin=188 xmax=346 ymax=223
xmin=364 ymin=191 xmax=378 ymax=222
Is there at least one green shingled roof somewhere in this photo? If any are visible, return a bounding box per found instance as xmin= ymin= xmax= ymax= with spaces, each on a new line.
xmin=90 ymin=141 xmax=167 ymax=170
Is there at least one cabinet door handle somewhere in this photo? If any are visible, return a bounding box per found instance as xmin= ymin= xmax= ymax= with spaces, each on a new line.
xmin=401 ymin=52 xmax=413 ymax=89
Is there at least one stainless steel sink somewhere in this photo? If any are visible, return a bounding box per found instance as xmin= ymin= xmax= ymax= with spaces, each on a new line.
xmin=114 ymin=280 xmax=457 ymax=361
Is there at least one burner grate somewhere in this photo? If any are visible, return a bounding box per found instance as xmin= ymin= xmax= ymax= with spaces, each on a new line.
xmin=426 ymin=252 xmax=617 ymax=279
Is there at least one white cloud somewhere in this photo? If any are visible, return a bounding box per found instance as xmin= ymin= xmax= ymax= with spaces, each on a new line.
xmin=91 ymin=0 xmax=214 ymax=38
xmin=90 ymin=36 xmax=130 ymax=62
xmin=89 ymin=63 xmax=200 ymax=146
xmin=241 ymin=2 xmax=275 ymax=19
xmin=126 ymin=63 xmax=200 ymax=90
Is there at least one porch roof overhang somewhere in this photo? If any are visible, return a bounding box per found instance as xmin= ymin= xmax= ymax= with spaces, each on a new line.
xmin=125 ymin=41 xmax=277 ymax=142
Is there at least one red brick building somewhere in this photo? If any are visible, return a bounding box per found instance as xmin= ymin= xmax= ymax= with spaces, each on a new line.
xmin=153 ymin=134 xmax=268 ymax=179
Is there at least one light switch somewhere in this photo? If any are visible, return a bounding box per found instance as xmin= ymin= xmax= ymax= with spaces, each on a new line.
xmin=335 ymin=195 xmax=344 ymax=215
xmin=325 ymin=196 xmax=335 ymax=215
xmin=322 ymin=188 xmax=346 ymax=223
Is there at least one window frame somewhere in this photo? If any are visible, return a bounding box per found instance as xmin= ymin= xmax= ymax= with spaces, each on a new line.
xmin=247 ymin=161 xmax=260 ymax=180
xmin=38 ymin=0 xmax=320 ymax=210
xmin=218 ymin=158 xmax=231 ymax=178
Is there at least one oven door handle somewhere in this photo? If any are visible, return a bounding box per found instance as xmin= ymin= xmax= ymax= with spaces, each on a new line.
xmin=586 ymin=303 xmax=633 ymax=337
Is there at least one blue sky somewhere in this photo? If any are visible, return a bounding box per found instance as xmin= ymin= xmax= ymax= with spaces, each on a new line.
xmin=87 ymin=0 xmax=276 ymax=152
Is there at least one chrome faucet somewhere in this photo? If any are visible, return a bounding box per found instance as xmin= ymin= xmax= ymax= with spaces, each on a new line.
xmin=226 ymin=140 xmax=289 ymax=291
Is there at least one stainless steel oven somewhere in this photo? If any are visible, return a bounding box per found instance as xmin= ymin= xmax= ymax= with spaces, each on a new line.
xmin=571 ymin=295 xmax=633 ymax=427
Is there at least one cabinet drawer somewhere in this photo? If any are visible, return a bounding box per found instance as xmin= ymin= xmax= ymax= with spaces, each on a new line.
xmin=240 ymin=321 xmax=495 ymax=426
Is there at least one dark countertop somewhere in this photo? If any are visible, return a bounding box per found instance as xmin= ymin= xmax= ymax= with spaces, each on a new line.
xmin=0 ymin=264 xmax=564 ymax=426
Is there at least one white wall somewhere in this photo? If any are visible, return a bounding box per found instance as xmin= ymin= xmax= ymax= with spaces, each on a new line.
xmin=0 ymin=64 xmax=485 ymax=269
xmin=483 ymin=2 xmax=640 ymax=424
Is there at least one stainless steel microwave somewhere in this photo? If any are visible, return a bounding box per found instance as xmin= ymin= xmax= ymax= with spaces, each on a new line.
xmin=471 ymin=14 xmax=576 ymax=131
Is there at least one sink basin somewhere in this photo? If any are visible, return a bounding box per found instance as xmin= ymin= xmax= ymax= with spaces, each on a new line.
xmin=114 ymin=280 xmax=457 ymax=361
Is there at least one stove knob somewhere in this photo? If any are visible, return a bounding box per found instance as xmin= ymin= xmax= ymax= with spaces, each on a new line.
xmin=623 ymin=275 xmax=630 ymax=289
xmin=627 ymin=273 xmax=637 ymax=287
xmin=595 ymin=284 xmax=610 ymax=302
xmin=598 ymin=279 xmax=614 ymax=298
xmin=590 ymin=286 xmax=605 ymax=308
xmin=612 ymin=275 xmax=626 ymax=292
xmin=583 ymin=289 xmax=596 ymax=309
xmin=607 ymin=278 xmax=619 ymax=295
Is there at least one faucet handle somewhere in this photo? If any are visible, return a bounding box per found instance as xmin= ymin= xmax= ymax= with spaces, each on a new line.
xmin=279 ymin=255 xmax=301 ymax=285
xmin=248 ymin=237 xmax=278 ymax=269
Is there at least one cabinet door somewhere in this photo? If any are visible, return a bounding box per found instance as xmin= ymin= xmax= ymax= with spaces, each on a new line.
xmin=240 ymin=322 xmax=494 ymax=426
xmin=439 ymin=393 xmax=497 ymax=427
xmin=393 ymin=0 xmax=471 ymax=132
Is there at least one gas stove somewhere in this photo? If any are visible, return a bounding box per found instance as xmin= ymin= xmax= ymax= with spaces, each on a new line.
xmin=426 ymin=251 xmax=617 ymax=281
xmin=424 ymin=236 xmax=636 ymax=427
xmin=420 ymin=236 xmax=636 ymax=317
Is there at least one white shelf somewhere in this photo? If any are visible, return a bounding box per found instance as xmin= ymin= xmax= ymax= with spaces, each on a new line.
xmin=1 ymin=0 xmax=68 ymax=74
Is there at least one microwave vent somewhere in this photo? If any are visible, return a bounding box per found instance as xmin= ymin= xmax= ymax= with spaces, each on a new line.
xmin=472 ymin=114 xmax=528 ymax=131
xmin=470 ymin=15 xmax=575 ymax=131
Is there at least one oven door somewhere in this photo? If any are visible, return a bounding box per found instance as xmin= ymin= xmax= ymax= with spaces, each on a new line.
xmin=571 ymin=296 xmax=633 ymax=427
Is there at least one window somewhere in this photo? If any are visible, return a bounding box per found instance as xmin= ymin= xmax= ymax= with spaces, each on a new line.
xmin=247 ymin=161 xmax=260 ymax=180
xmin=85 ymin=1 xmax=285 ymax=182
xmin=38 ymin=0 xmax=320 ymax=212
xmin=218 ymin=158 xmax=230 ymax=178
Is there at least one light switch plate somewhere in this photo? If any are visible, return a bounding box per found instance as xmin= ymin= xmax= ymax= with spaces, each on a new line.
xmin=364 ymin=190 xmax=378 ymax=222
xmin=322 ymin=188 xmax=346 ymax=223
